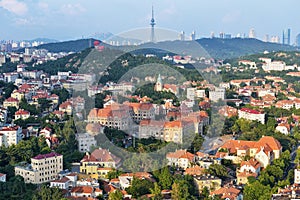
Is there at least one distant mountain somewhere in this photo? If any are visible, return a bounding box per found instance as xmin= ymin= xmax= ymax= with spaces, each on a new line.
xmin=18 ymin=38 xmax=99 ymax=53
xmin=25 ymin=38 xmax=59 ymax=43
xmin=18 ymin=37 xmax=299 ymax=59
xmin=196 ymin=38 xmax=298 ymax=59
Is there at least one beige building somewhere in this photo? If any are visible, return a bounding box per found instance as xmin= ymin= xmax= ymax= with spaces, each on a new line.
xmin=194 ymin=175 xmax=222 ymax=193
xmin=87 ymin=104 xmax=132 ymax=131
xmin=15 ymin=152 xmax=63 ymax=184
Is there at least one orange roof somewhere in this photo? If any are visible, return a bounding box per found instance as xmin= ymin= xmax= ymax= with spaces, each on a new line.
xmin=257 ymin=136 xmax=282 ymax=150
xmin=184 ymin=165 xmax=205 ymax=176
xmin=71 ymin=186 xmax=93 ymax=194
xmin=240 ymin=158 xmax=261 ymax=170
xmin=5 ymin=97 xmax=18 ymax=102
xmin=236 ymin=171 xmax=257 ymax=178
xmin=210 ymin=187 xmax=241 ymax=199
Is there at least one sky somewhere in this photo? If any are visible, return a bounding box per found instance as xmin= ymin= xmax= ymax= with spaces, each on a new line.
xmin=0 ymin=0 xmax=300 ymax=43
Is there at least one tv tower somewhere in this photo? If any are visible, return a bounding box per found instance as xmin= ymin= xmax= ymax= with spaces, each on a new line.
xmin=150 ymin=6 xmax=156 ymax=42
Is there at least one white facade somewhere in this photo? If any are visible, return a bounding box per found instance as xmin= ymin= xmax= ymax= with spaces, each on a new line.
xmin=0 ymin=126 xmax=23 ymax=146
xmin=238 ymin=108 xmax=265 ymax=124
xmin=187 ymin=88 xmax=196 ymax=100
xmin=295 ymin=169 xmax=300 ymax=184
xmin=76 ymin=133 xmax=97 ymax=153
xmin=209 ymin=88 xmax=225 ymax=102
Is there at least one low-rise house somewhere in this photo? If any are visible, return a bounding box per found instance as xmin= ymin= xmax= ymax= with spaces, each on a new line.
xmin=166 ymin=149 xmax=195 ymax=169
xmin=70 ymin=186 xmax=103 ymax=198
xmin=272 ymin=184 xmax=300 ymax=200
xmin=210 ymin=186 xmax=242 ymax=200
xmin=238 ymin=108 xmax=265 ymax=124
xmin=218 ymin=136 xmax=282 ymax=168
xmin=14 ymin=109 xmax=30 ymax=120
xmin=3 ymin=97 xmax=19 ymax=108
xmin=0 ymin=173 xmax=6 ymax=182
xmin=218 ymin=106 xmax=238 ymax=118
xmin=193 ymin=175 xmax=222 ymax=193
xmin=118 ymin=172 xmax=154 ymax=190
xmin=275 ymin=100 xmax=294 ymax=110
xmin=184 ymin=165 xmax=205 ymax=176
xmin=80 ymin=148 xmax=121 ymax=178
xmin=276 ymin=123 xmax=291 ymax=135
xmin=236 ymin=171 xmax=257 ymax=185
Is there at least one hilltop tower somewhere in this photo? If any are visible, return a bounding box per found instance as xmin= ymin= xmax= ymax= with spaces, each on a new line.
xmin=154 ymin=74 xmax=163 ymax=92
xmin=150 ymin=6 xmax=156 ymax=43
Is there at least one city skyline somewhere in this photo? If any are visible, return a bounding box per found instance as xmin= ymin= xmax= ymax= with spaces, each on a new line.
xmin=0 ymin=0 xmax=300 ymax=43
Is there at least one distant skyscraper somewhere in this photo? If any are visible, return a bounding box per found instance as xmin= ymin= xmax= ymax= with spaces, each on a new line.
xmin=179 ymin=31 xmax=185 ymax=41
xmin=249 ymin=28 xmax=256 ymax=39
xmin=263 ymin=34 xmax=269 ymax=42
xmin=270 ymin=36 xmax=280 ymax=43
xmin=210 ymin=32 xmax=215 ymax=38
xmin=296 ymin=34 xmax=300 ymax=47
xmin=150 ymin=6 xmax=156 ymax=43
xmin=282 ymin=28 xmax=291 ymax=45
xmin=190 ymin=31 xmax=196 ymax=40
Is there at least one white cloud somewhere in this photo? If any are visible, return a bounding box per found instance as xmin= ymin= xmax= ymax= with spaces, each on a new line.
xmin=0 ymin=0 xmax=28 ymax=15
xmin=38 ymin=2 xmax=49 ymax=11
xmin=60 ymin=3 xmax=86 ymax=16
xmin=15 ymin=18 xmax=31 ymax=25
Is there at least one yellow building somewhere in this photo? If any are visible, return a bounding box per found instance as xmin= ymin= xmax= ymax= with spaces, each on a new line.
xmin=11 ymin=90 xmax=25 ymax=101
xmin=15 ymin=152 xmax=63 ymax=184
xmin=80 ymin=148 xmax=120 ymax=179
xmin=3 ymin=97 xmax=19 ymax=108
xmin=194 ymin=175 xmax=222 ymax=193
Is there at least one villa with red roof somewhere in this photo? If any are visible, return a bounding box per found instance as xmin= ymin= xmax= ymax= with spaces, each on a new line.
xmin=238 ymin=107 xmax=265 ymax=124
xmin=218 ymin=136 xmax=282 ymax=168
xmin=14 ymin=109 xmax=30 ymax=120
xmin=166 ymin=149 xmax=196 ymax=169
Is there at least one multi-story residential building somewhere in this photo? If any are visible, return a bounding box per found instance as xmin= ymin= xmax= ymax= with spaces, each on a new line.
xmin=209 ymin=87 xmax=225 ymax=102
xmin=3 ymin=72 xmax=18 ymax=83
xmin=15 ymin=152 xmax=63 ymax=184
xmin=87 ymin=104 xmax=132 ymax=131
xmin=0 ymin=125 xmax=22 ymax=146
xmin=238 ymin=108 xmax=265 ymax=124
xmin=59 ymin=100 xmax=73 ymax=115
xmin=138 ymin=119 xmax=164 ymax=139
xmin=76 ymin=133 xmax=97 ymax=153
xmin=262 ymin=61 xmax=286 ymax=71
xmin=80 ymin=148 xmax=121 ymax=177
xmin=124 ymin=102 xmax=155 ymax=123
xmin=14 ymin=109 xmax=30 ymax=120
xmin=163 ymin=120 xmax=195 ymax=144
xmin=236 ymin=158 xmax=261 ymax=185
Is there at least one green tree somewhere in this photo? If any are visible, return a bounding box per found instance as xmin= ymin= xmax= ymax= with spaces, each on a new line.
xmin=126 ymin=177 xmax=154 ymax=198
xmin=150 ymin=182 xmax=163 ymax=200
xmin=243 ymin=181 xmax=272 ymax=200
xmin=32 ymin=184 xmax=63 ymax=200
xmin=108 ymin=190 xmax=123 ymax=200
xmin=171 ymin=181 xmax=190 ymax=200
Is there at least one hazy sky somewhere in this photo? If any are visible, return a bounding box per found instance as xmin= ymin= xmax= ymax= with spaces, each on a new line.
xmin=1 ymin=0 xmax=300 ymax=42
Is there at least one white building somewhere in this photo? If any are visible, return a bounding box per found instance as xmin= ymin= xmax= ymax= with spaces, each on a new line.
xmin=295 ymin=168 xmax=300 ymax=184
xmin=209 ymin=88 xmax=225 ymax=102
xmin=76 ymin=133 xmax=97 ymax=153
xmin=262 ymin=61 xmax=286 ymax=71
xmin=0 ymin=126 xmax=23 ymax=146
xmin=187 ymin=88 xmax=196 ymax=100
xmin=0 ymin=173 xmax=6 ymax=182
xmin=238 ymin=108 xmax=265 ymax=124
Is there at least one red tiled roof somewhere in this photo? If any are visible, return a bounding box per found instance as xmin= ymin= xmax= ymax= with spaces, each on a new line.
xmin=33 ymin=152 xmax=62 ymax=160
xmin=240 ymin=108 xmax=263 ymax=114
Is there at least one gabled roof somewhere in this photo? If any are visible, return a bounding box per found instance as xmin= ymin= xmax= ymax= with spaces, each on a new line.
xmin=240 ymin=158 xmax=261 ymax=169
xmin=70 ymin=186 xmax=93 ymax=194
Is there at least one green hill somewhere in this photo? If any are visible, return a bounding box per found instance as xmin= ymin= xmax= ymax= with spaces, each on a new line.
xmin=18 ymin=38 xmax=298 ymax=59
